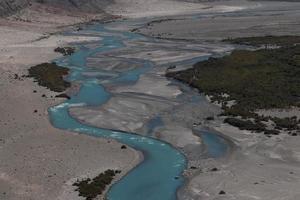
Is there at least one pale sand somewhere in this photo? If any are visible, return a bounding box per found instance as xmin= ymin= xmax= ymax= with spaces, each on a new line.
xmin=106 ymin=0 xmax=249 ymax=18
xmin=103 ymin=1 xmax=300 ymax=199
xmin=256 ymin=108 xmax=300 ymax=119
xmin=2 ymin=0 xmax=300 ymax=200
xmin=179 ymin=120 xmax=300 ymax=200
xmin=0 ymin=5 xmax=141 ymax=200
xmin=137 ymin=0 xmax=300 ymax=41
xmin=69 ymin=34 xmax=223 ymax=164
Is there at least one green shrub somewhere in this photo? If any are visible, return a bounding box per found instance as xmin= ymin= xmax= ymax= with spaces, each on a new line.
xmin=54 ymin=47 xmax=75 ymax=56
xmin=167 ymin=36 xmax=300 ymax=133
xmin=264 ymin=129 xmax=280 ymax=135
xmin=73 ymin=169 xmax=121 ymax=200
xmin=224 ymin=118 xmax=266 ymax=132
xmin=272 ymin=117 xmax=299 ymax=130
xmin=223 ymin=35 xmax=300 ymax=47
xmin=27 ymin=62 xmax=70 ymax=92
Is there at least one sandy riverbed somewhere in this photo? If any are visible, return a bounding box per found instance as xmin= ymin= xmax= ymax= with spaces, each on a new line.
xmin=72 ymin=1 xmax=300 ymax=200
xmin=1 ymin=0 xmax=300 ymax=200
xmin=137 ymin=0 xmax=300 ymax=41
xmin=106 ymin=0 xmax=250 ymax=18
xmin=131 ymin=2 xmax=300 ymax=199
xmin=0 ymin=5 xmax=141 ymax=200
xmin=0 ymin=1 xmax=230 ymax=199
xmin=178 ymin=120 xmax=300 ymax=200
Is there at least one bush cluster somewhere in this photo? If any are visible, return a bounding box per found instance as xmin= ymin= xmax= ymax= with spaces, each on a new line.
xmin=223 ymin=35 xmax=300 ymax=47
xmin=224 ymin=118 xmax=266 ymax=132
xmin=27 ymin=62 xmax=70 ymax=92
xmin=166 ymin=36 xmax=300 ymax=134
xmin=73 ymin=169 xmax=121 ymax=200
xmin=54 ymin=47 xmax=75 ymax=56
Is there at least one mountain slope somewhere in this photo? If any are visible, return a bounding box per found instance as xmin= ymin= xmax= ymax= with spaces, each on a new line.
xmin=0 ymin=0 xmax=29 ymax=17
xmin=0 ymin=0 xmax=112 ymax=17
xmin=34 ymin=0 xmax=112 ymax=12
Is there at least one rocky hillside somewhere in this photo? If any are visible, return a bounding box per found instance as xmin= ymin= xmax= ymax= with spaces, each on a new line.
xmin=0 ymin=0 xmax=112 ymax=17
xmin=34 ymin=0 xmax=112 ymax=12
xmin=0 ymin=0 xmax=29 ymax=17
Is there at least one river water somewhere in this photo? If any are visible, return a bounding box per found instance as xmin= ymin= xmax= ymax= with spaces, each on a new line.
xmin=48 ymin=19 xmax=229 ymax=200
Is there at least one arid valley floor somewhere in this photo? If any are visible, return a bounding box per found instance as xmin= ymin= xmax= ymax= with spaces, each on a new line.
xmin=0 ymin=0 xmax=300 ymax=200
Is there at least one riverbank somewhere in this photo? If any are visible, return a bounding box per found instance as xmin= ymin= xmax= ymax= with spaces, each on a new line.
xmin=136 ymin=1 xmax=300 ymax=41
xmin=178 ymin=121 xmax=300 ymax=200
xmin=0 ymin=8 xmax=141 ymax=200
xmin=171 ymin=38 xmax=300 ymax=200
xmin=167 ymin=39 xmax=300 ymax=134
xmin=102 ymin=1 xmax=300 ymax=199
xmin=2 ymin=0 xmax=300 ymax=200
xmin=0 ymin=1 xmax=240 ymax=199
xmin=106 ymin=0 xmax=251 ymax=18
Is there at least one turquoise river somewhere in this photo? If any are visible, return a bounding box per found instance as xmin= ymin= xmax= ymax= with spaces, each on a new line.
xmin=48 ymin=19 xmax=228 ymax=200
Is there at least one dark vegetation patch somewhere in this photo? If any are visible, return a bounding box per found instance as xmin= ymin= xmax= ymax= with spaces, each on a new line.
xmin=27 ymin=62 xmax=70 ymax=92
xmin=219 ymin=190 xmax=226 ymax=195
xmin=73 ymin=169 xmax=121 ymax=200
xmin=167 ymin=36 xmax=300 ymax=134
xmin=167 ymin=46 xmax=300 ymax=115
xmin=206 ymin=116 xmax=214 ymax=121
xmin=224 ymin=118 xmax=266 ymax=132
xmin=223 ymin=35 xmax=300 ymax=47
xmin=145 ymin=18 xmax=175 ymax=27
xmin=167 ymin=65 xmax=177 ymax=70
xmin=54 ymin=47 xmax=76 ymax=56
xmin=210 ymin=167 xmax=218 ymax=172
xmin=272 ymin=116 xmax=300 ymax=130
xmin=264 ymin=129 xmax=280 ymax=136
